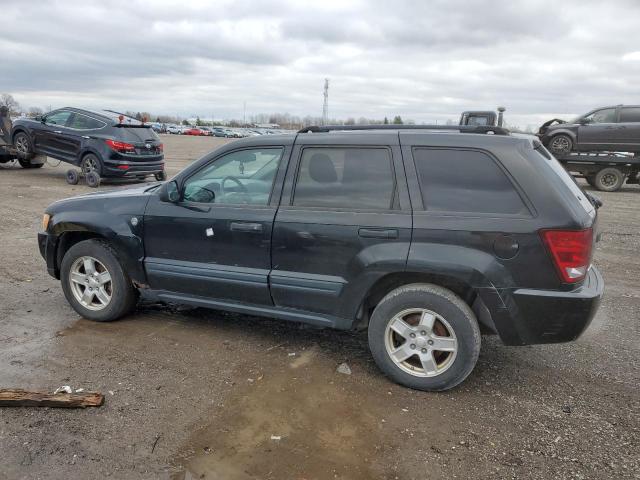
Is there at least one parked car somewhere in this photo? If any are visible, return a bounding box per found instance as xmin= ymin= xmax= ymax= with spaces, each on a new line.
xmin=212 ymin=127 xmax=229 ymax=137
xmin=183 ymin=127 xmax=205 ymax=136
xmin=38 ymin=125 xmax=603 ymax=391
xmin=539 ymin=105 xmax=640 ymax=155
xmin=199 ymin=127 xmax=214 ymax=136
xmin=11 ymin=108 xmax=165 ymax=179
xmin=166 ymin=125 xmax=182 ymax=135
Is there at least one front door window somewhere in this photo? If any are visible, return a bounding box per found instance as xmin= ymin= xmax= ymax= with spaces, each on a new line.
xmin=44 ymin=111 xmax=72 ymax=127
xmin=583 ymin=108 xmax=616 ymax=124
xmin=182 ymin=148 xmax=283 ymax=205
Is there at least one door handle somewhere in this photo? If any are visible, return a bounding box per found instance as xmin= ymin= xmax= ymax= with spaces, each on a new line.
xmin=82 ymin=135 xmax=90 ymax=139
xmin=53 ymin=130 xmax=63 ymax=134
xmin=230 ymin=222 xmax=263 ymax=233
xmin=358 ymin=228 xmax=399 ymax=239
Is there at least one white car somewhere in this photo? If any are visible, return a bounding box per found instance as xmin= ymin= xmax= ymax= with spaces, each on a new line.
xmin=166 ymin=125 xmax=182 ymax=134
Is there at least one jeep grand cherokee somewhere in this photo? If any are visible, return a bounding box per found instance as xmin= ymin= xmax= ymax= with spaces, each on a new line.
xmin=37 ymin=125 xmax=603 ymax=391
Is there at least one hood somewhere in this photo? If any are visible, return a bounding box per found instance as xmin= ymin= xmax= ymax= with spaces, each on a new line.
xmin=46 ymin=183 xmax=159 ymax=215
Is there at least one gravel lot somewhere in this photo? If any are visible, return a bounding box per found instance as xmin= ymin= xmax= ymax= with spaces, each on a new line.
xmin=0 ymin=134 xmax=638 ymax=479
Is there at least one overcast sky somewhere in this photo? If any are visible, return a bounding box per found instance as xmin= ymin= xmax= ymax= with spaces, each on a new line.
xmin=2 ymin=0 xmax=640 ymax=127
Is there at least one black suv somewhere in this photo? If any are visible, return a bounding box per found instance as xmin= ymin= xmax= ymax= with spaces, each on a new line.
xmin=37 ymin=125 xmax=603 ymax=391
xmin=11 ymin=108 xmax=166 ymax=179
xmin=539 ymin=105 xmax=640 ymax=155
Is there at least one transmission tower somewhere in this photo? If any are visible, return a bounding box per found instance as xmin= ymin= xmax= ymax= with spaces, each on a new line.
xmin=322 ymin=78 xmax=329 ymax=125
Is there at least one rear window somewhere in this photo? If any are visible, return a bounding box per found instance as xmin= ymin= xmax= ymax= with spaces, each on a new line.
xmin=412 ymin=148 xmax=527 ymax=215
xmin=534 ymin=144 xmax=594 ymax=215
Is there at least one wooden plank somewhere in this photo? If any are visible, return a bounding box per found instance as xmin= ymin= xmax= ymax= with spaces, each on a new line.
xmin=0 ymin=389 xmax=104 ymax=408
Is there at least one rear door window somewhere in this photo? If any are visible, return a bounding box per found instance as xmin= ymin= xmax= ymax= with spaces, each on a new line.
xmin=412 ymin=148 xmax=528 ymax=215
xmin=68 ymin=113 xmax=106 ymax=130
xmin=619 ymin=107 xmax=640 ymax=123
xmin=292 ymin=147 xmax=395 ymax=210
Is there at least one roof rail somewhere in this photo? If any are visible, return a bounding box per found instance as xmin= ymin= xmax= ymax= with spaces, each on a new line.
xmin=298 ymin=124 xmax=510 ymax=135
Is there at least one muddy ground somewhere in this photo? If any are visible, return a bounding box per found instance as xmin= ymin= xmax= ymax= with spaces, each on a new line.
xmin=0 ymin=135 xmax=638 ymax=479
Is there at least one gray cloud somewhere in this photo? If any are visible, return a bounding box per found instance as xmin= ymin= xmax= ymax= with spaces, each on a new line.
xmin=1 ymin=0 xmax=640 ymax=128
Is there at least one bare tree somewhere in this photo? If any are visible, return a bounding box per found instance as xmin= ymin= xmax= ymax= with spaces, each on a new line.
xmin=28 ymin=106 xmax=43 ymax=117
xmin=0 ymin=94 xmax=20 ymax=115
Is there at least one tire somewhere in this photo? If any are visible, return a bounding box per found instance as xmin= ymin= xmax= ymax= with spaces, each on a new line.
xmin=368 ymin=283 xmax=481 ymax=391
xmin=18 ymin=159 xmax=44 ymax=169
xmin=13 ymin=132 xmax=34 ymax=160
xmin=60 ymin=239 xmax=137 ymax=322
xmin=594 ymin=167 xmax=625 ymax=192
xmin=66 ymin=169 xmax=79 ymax=185
xmin=81 ymin=153 xmax=102 ymax=176
xmin=155 ymin=171 xmax=167 ymax=181
xmin=85 ymin=171 xmax=101 ymax=188
xmin=548 ymin=134 xmax=573 ymax=156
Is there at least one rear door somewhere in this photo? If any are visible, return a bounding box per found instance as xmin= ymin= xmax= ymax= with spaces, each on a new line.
xmin=270 ymin=132 xmax=412 ymax=324
xmin=61 ymin=112 xmax=107 ymax=162
xmin=578 ymin=107 xmax=618 ymax=151
xmin=616 ymin=106 xmax=640 ymax=150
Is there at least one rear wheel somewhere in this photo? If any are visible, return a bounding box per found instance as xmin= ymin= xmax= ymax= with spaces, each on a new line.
xmin=81 ymin=153 xmax=102 ymax=176
xmin=60 ymin=240 xmax=137 ymax=322
xmin=594 ymin=167 xmax=625 ymax=192
xmin=549 ymin=134 xmax=573 ymax=156
xmin=368 ymin=283 xmax=481 ymax=391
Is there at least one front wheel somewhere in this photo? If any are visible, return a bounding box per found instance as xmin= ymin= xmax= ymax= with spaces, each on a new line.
xmin=13 ymin=132 xmax=34 ymax=160
xmin=60 ymin=239 xmax=138 ymax=322
xmin=368 ymin=283 xmax=481 ymax=391
xmin=548 ymin=134 xmax=573 ymax=156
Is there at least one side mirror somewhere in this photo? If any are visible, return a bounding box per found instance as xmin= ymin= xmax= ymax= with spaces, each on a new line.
xmin=34 ymin=115 xmax=42 ymax=122
xmin=159 ymin=180 xmax=181 ymax=203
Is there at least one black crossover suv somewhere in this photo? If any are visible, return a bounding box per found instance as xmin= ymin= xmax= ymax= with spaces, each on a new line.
xmin=11 ymin=108 xmax=165 ymax=179
xmin=539 ymin=105 xmax=640 ymax=155
xmin=37 ymin=125 xmax=603 ymax=391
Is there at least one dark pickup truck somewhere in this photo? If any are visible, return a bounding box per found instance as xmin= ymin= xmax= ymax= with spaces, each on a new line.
xmin=37 ymin=125 xmax=603 ymax=391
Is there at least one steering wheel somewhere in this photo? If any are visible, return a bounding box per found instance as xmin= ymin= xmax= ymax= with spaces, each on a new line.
xmin=221 ymin=176 xmax=248 ymax=196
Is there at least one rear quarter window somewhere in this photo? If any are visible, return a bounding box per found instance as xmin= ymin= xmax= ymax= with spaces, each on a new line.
xmin=412 ymin=147 xmax=528 ymax=215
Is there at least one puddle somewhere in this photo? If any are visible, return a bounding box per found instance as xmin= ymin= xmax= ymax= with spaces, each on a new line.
xmin=172 ymin=359 xmax=398 ymax=480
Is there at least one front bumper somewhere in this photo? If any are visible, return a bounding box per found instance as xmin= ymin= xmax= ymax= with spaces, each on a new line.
xmin=486 ymin=266 xmax=604 ymax=345
xmin=38 ymin=231 xmax=59 ymax=278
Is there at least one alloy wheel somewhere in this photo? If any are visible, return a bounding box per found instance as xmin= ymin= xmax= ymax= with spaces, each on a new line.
xmin=68 ymin=256 xmax=112 ymax=311
xmin=384 ymin=308 xmax=458 ymax=377
xmin=14 ymin=134 xmax=29 ymax=154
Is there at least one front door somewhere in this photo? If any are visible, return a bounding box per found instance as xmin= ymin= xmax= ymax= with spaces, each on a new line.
xmin=143 ymin=145 xmax=289 ymax=306
xmin=35 ymin=110 xmax=73 ymax=157
xmin=270 ymin=134 xmax=412 ymax=324
xmin=577 ymin=107 xmax=618 ymax=151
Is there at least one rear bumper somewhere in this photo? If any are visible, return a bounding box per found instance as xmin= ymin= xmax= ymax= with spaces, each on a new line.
xmin=102 ymin=158 xmax=165 ymax=178
xmin=486 ymin=266 xmax=604 ymax=345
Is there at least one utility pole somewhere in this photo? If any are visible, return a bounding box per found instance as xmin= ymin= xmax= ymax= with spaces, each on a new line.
xmin=243 ymin=101 xmax=246 ymax=127
xmin=322 ymin=78 xmax=329 ymax=126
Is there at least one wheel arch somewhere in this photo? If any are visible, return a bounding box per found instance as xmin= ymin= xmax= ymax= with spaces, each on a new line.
xmin=51 ymin=218 xmax=146 ymax=287
xmin=356 ymin=271 xmax=497 ymax=334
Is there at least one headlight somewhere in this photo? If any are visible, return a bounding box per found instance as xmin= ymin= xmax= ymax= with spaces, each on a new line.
xmin=42 ymin=213 xmax=51 ymax=231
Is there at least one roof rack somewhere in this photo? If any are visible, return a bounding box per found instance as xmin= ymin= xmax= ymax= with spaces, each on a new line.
xmin=298 ymin=124 xmax=510 ymax=135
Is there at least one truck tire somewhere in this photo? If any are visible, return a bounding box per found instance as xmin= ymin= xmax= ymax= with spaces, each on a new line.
xmin=368 ymin=283 xmax=481 ymax=392
xmin=549 ymin=134 xmax=573 ymax=156
xmin=60 ymin=239 xmax=138 ymax=322
xmin=594 ymin=167 xmax=624 ymax=192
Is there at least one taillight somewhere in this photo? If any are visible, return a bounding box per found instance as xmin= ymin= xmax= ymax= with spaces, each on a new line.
xmin=105 ymin=139 xmax=135 ymax=153
xmin=540 ymin=228 xmax=593 ymax=283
